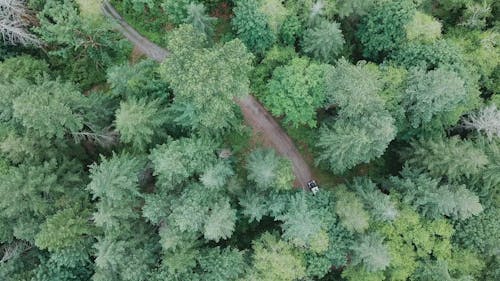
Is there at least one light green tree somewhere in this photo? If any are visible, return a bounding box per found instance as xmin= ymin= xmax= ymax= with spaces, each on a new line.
xmin=115 ymin=98 xmax=166 ymax=150
xmin=403 ymin=67 xmax=469 ymax=130
xmin=183 ymin=3 xmax=216 ymax=38
xmin=12 ymin=79 xmax=85 ymax=139
xmin=149 ymin=136 xmax=217 ymax=189
xmin=264 ymin=57 xmax=330 ymax=127
xmin=405 ymin=12 xmax=442 ymax=43
xmin=334 ymin=185 xmax=370 ymax=233
xmin=162 ymin=25 xmax=253 ymax=132
xmin=87 ymin=153 xmax=144 ymax=233
xmin=351 ymin=234 xmax=391 ymax=272
xmin=246 ymin=148 xmax=294 ymax=190
xmin=248 ymin=232 xmax=306 ymax=281
xmin=302 ymin=20 xmax=345 ymax=63
xmin=405 ymin=137 xmax=489 ymax=180
xmin=392 ymin=168 xmax=483 ymax=220
xmin=316 ymin=59 xmax=396 ymax=173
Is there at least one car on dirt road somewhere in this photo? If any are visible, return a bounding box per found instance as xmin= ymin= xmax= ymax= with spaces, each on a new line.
xmin=307 ymin=180 xmax=319 ymax=195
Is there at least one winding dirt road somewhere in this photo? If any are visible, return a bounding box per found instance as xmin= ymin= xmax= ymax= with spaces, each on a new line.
xmin=101 ymin=2 xmax=313 ymax=188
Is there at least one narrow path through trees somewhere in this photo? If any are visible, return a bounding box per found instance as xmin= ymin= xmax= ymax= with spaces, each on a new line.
xmin=101 ymin=1 xmax=313 ymax=188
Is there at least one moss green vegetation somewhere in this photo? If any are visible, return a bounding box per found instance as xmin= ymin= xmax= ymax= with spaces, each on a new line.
xmin=0 ymin=0 xmax=498 ymax=280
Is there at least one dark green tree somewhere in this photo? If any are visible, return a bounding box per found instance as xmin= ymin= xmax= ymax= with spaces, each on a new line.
xmin=232 ymin=0 xmax=276 ymax=55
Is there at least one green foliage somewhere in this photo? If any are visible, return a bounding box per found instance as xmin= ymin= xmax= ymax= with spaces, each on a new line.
xmin=36 ymin=0 xmax=127 ymax=88
xmin=203 ymin=199 xmax=236 ymax=242
xmin=35 ymin=207 xmax=93 ymax=252
xmin=357 ymin=0 xmax=416 ymax=60
xmin=0 ymin=159 xmax=83 ymax=242
xmin=405 ymin=137 xmax=489 ymax=180
xmin=93 ymin=225 xmax=158 ymax=281
xmin=248 ymin=232 xmax=306 ymax=281
xmin=107 ymin=59 xmax=170 ymax=99
xmin=162 ymin=0 xmax=192 ymax=25
xmin=334 ymin=185 xmax=370 ymax=233
xmin=11 ymin=78 xmax=86 ymax=139
xmin=316 ymin=59 xmax=396 ymax=173
xmin=184 ymin=3 xmax=216 ymax=38
xmin=342 ymin=265 xmax=385 ymax=281
xmin=259 ymin=0 xmax=289 ymax=33
xmin=200 ymin=161 xmax=234 ymax=190
xmin=149 ymin=136 xmax=217 ymax=189
xmin=232 ymin=0 xmax=276 ymax=55
xmin=162 ymin=25 xmax=253 ymax=132
xmin=351 ymin=178 xmax=398 ymax=222
xmin=264 ymin=57 xmax=330 ymax=127
xmin=378 ymin=208 xmax=454 ymax=280
xmin=167 ymin=184 xmax=236 ymax=241
xmin=453 ymin=206 xmax=499 ymax=255
xmin=239 ymin=191 xmax=269 ymax=223
xmin=391 ymin=168 xmax=483 ymax=220
xmin=351 ymin=234 xmax=391 ymax=272
xmin=403 ymin=67 xmax=470 ymax=130
xmin=87 ymin=153 xmax=144 ymax=233
xmin=246 ymin=148 xmax=294 ymax=191
xmin=302 ymin=20 xmax=345 ymax=63
xmin=115 ymin=98 xmax=166 ymax=150
xmin=250 ymin=45 xmax=298 ymax=96
xmin=405 ymin=12 xmax=442 ymax=43
xmin=197 ymin=247 xmax=247 ymax=281
xmin=0 ymin=55 xmax=49 ymax=83
xmin=278 ymin=14 xmax=303 ymax=46
xmin=276 ymin=192 xmax=326 ymax=248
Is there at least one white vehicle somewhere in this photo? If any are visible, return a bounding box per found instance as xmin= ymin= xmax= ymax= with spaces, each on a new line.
xmin=307 ymin=180 xmax=319 ymax=195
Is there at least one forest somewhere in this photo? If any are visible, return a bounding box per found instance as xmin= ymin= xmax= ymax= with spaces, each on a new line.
xmin=0 ymin=0 xmax=499 ymax=280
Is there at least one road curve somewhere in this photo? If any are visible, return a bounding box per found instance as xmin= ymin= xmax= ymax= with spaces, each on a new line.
xmin=102 ymin=2 xmax=313 ymax=188
xmin=102 ymin=1 xmax=169 ymax=62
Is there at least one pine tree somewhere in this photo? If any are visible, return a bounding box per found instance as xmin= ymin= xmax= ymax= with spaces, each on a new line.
xmin=403 ymin=67 xmax=469 ymax=131
xmin=246 ymin=148 xmax=293 ymax=190
xmin=87 ymin=153 xmax=144 ymax=233
xmin=316 ymin=59 xmax=396 ymax=173
xmin=183 ymin=3 xmax=216 ymax=38
xmin=302 ymin=20 xmax=345 ymax=63
xmin=391 ymin=168 xmax=483 ymax=220
xmin=203 ymin=199 xmax=236 ymax=242
xmin=149 ymin=136 xmax=217 ymax=189
xmin=351 ymin=234 xmax=391 ymax=272
xmin=249 ymin=232 xmax=306 ymax=281
xmin=334 ymin=185 xmax=370 ymax=233
xmin=115 ymin=98 xmax=166 ymax=150
xmin=232 ymin=0 xmax=276 ymax=55
xmin=405 ymin=137 xmax=489 ymax=180
xmin=11 ymin=78 xmax=86 ymax=139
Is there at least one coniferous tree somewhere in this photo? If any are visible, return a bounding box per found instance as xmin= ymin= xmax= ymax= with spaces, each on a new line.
xmin=183 ymin=3 xmax=216 ymax=38
xmin=351 ymin=234 xmax=391 ymax=272
xmin=232 ymin=0 xmax=276 ymax=55
xmin=405 ymin=137 xmax=489 ymax=180
xmin=302 ymin=19 xmax=345 ymax=63
xmin=316 ymin=59 xmax=396 ymax=173
xmin=115 ymin=98 xmax=166 ymax=150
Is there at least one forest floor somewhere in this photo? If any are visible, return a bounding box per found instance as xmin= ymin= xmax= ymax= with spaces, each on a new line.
xmin=102 ymin=1 xmax=314 ymax=188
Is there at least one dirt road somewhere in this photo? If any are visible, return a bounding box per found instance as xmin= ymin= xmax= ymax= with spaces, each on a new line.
xmin=102 ymin=2 xmax=313 ymax=188
xmin=236 ymin=96 xmax=313 ymax=187
xmin=102 ymin=2 xmax=169 ymax=62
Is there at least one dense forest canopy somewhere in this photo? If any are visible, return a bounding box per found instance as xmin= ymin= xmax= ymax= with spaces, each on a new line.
xmin=0 ymin=0 xmax=499 ymax=280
